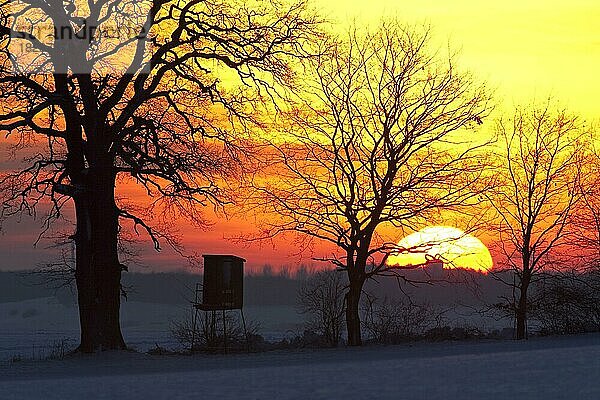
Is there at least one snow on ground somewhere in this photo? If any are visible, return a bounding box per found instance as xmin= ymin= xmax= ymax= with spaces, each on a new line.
xmin=0 ymin=298 xmax=303 ymax=359
xmin=1 ymin=334 xmax=599 ymax=400
xmin=1 ymin=297 xmax=593 ymax=399
xmin=0 ymin=297 xmax=511 ymax=361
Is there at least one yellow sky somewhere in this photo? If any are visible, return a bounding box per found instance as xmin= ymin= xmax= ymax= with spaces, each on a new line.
xmin=320 ymin=0 xmax=600 ymax=119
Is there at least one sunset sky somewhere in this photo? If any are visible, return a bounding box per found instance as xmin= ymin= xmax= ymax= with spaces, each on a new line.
xmin=1 ymin=0 xmax=599 ymax=273
xmin=322 ymin=0 xmax=600 ymax=119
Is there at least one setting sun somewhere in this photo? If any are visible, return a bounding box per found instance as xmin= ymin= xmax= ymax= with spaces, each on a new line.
xmin=387 ymin=226 xmax=493 ymax=273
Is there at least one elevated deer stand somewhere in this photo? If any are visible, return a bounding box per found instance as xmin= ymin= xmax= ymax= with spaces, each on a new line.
xmin=190 ymin=255 xmax=249 ymax=353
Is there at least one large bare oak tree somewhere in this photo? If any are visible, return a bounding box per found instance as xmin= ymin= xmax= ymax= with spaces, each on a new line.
xmin=0 ymin=0 xmax=318 ymax=352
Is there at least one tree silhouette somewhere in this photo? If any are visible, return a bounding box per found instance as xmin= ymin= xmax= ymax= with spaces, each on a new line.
xmin=0 ymin=0 xmax=318 ymax=352
xmin=486 ymin=102 xmax=586 ymax=340
xmin=250 ymin=20 xmax=492 ymax=346
xmin=571 ymin=142 xmax=600 ymax=270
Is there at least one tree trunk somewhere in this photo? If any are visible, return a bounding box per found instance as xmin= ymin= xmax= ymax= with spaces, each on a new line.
xmin=346 ymin=276 xmax=365 ymax=346
xmin=74 ymin=164 xmax=125 ymax=352
xmin=515 ymin=285 xmax=528 ymax=340
xmin=515 ymin=270 xmax=531 ymax=340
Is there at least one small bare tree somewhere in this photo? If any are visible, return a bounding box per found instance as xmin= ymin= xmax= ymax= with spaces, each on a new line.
xmin=485 ymin=102 xmax=586 ymax=339
xmin=571 ymin=141 xmax=600 ymax=270
xmin=297 ymin=270 xmax=346 ymax=347
xmin=250 ymin=20 xmax=492 ymax=345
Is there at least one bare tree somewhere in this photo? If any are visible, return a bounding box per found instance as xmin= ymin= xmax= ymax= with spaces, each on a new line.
xmin=250 ymin=20 xmax=492 ymax=346
xmin=297 ymin=269 xmax=346 ymax=347
xmin=571 ymin=141 xmax=600 ymax=270
xmin=485 ymin=102 xmax=586 ymax=340
xmin=0 ymin=0 xmax=318 ymax=352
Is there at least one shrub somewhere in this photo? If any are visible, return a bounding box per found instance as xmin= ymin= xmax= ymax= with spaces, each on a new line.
xmin=532 ymin=274 xmax=600 ymax=335
xmin=170 ymin=309 xmax=260 ymax=353
xmin=361 ymin=294 xmax=447 ymax=344
xmin=297 ymin=270 xmax=346 ymax=347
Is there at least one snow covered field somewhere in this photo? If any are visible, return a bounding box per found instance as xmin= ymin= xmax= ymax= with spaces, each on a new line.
xmin=0 ymin=296 xmax=512 ymax=361
xmin=0 ymin=297 xmax=303 ymax=360
xmin=0 ymin=297 xmax=513 ymax=366
xmin=2 ymin=296 xmax=595 ymax=399
xmin=1 ymin=334 xmax=599 ymax=399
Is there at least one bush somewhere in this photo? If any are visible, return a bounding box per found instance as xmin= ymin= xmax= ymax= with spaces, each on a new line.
xmin=297 ymin=270 xmax=346 ymax=347
xmin=532 ymin=274 xmax=600 ymax=335
xmin=170 ymin=309 xmax=260 ymax=353
xmin=45 ymin=338 xmax=73 ymax=360
xmin=361 ymin=294 xmax=447 ymax=344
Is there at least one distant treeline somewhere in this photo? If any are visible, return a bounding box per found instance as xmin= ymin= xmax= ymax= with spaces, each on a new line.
xmin=0 ymin=269 xmax=305 ymax=306
xmin=0 ymin=267 xmax=515 ymax=307
xmin=0 ymin=271 xmax=67 ymax=303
